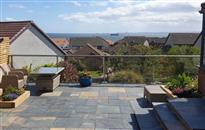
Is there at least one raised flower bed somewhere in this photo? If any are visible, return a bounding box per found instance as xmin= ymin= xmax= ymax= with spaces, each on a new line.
xmin=0 ymin=86 xmax=30 ymax=108
xmin=160 ymin=85 xmax=177 ymax=98
xmin=162 ymin=73 xmax=201 ymax=98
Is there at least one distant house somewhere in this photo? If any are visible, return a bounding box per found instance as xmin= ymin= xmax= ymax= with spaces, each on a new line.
xmin=0 ymin=21 xmax=66 ymax=68
xmin=110 ymin=36 xmax=147 ymax=54
xmin=164 ymin=33 xmax=201 ymax=47
xmin=105 ymin=39 xmax=114 ymax=46
xmin=114 ymin=36 xmax=165 ymax=46
xmin=69 ymin=37 xmax=110 ymax=52
xmin=73 ymin=43 xmax=109 ymax=69
xmin=52 ymin=38 xmax=70 ymax=50
xmin=73 ymin=43 xmax=109 ymax=56
xmin=110 ymin=36 xmax=166 ymax=54
xmin=145 ymin=37 xmax=166 ymax=48
xmin=116 ymin=36 xmax=148 ymax=46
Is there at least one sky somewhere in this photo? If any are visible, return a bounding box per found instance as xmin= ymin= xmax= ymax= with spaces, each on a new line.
xmin=0 ymin=0 xmax=204 ymax=33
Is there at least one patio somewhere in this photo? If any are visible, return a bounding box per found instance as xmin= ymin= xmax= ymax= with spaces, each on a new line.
xmin=0 ymin=84 xmax=145 ymax=130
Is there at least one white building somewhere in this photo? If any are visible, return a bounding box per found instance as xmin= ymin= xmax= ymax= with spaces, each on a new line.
xmin=0 ymin=21 xmax=66 ymax=69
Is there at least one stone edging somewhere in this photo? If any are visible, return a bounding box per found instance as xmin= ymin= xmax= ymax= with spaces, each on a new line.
xmin=0 ymin=91 xmax=30 ymax=108
xmin=160 ymin=85 xmax=177 ymax=98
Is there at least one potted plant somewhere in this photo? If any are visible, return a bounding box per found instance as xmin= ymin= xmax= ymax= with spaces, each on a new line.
xmin=78 ymin=71 xmax=92 ymax=87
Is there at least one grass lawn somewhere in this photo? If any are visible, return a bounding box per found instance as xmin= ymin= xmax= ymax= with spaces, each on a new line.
xmin=87 ymin=71 xmax=103 ymax=78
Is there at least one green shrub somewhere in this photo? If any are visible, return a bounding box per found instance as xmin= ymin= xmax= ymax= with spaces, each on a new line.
xmin=1 ymin=86 xmax=25 ymax=101
xmin=166 ymin=73 xmax=192 ymax=90
xmin=3 ymin=86 xmax=18 ymax=95
xmin=22 ymin=65 xmax=32 ymax=74
xmin=89 ymin=71 xmax=102 ymax=78
xmin=3 ymin=86 xmax=25 ymax=96
xmin=42 ymin=63 xmax=57 ymax=67
xmin=166 ymin=75 xmax=201 ymax=98
xmin=187 ymin=78 xmax=198 ymax=92
xmin=109 ymin=70 xmax=143 ymax=83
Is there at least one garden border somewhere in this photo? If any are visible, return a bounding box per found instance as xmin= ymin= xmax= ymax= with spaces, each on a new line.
xmin=0 ymin=91 xmax=30 ymax=108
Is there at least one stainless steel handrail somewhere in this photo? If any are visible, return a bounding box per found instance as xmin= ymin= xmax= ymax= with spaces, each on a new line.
xmin=9 ymin=54 xmax=200 ymax=82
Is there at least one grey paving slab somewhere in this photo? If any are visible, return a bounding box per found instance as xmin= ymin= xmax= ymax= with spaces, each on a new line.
xmin=108 ymin=99 xmax=130 ymax=106
xmin=75 ymin=106 xmax=97 ymax=113
xmin=120 ymin=106 xmax=134 ymax=113
xmin=97 ymin=105 xmax=120 ymax=114
xmin=80 ymin=120 xmax=95 ymax=128
xmin=53 ymin=117 xmax=83 ymax=127
xmin=0 ymin=84 xmax=144 ymax=130
xmin=85 ymin=100 xmax=98 ymax=106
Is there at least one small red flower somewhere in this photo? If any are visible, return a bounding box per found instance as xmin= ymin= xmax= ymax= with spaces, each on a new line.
xmin=172 ymin=88 xmax=184 ymax=95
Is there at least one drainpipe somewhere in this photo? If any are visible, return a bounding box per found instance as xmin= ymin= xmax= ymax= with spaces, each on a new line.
xmin=199 ymin=2 xmax=205 ymax=67
xmin=198 ymin=3 xmax=205 ymax=96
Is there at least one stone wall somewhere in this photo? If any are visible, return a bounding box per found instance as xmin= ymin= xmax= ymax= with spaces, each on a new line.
xmin=0 ymin=37 xmax=10 ymax=64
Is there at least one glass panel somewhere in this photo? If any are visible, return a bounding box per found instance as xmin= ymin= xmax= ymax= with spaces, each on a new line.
xmin=32 ymin=67 xmax=64 ymax=74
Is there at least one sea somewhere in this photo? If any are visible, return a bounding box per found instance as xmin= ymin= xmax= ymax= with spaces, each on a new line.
xmin=47 ymin=32 xmax=168 ymax=43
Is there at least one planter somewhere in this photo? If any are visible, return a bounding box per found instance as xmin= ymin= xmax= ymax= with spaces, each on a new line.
xmin=0 ymin=91 xmax=30 ymax=108
xmin=160 ymin=85 xmax=177 ymax=98
xmin=79 ymin=77 xmax=92 ymax=87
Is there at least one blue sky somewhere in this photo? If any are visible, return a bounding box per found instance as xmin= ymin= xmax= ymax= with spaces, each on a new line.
xmin=0 ymin=0 xmax=204 ymax=33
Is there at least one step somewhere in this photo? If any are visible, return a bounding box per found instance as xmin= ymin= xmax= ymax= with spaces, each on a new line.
xmin=130 ymin=100 xmax=163 ymax=130
xmin=168 ymin=98 xmax=205 ymax=130
xmin=153 ymin=102 xmax=187 ymax=130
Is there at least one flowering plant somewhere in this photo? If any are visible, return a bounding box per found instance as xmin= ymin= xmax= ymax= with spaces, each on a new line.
xmin=1 ymin=86 xmax=25 ymax=101
xmin=2 ymin=93 xmax=19 ymax=101
xmin=78 ymin=71 xmax=91 ymax=78
xmin=172 ymin=87 xmax=184 ymax=95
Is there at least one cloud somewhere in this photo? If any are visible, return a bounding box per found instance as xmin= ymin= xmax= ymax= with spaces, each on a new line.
xmin=88 ymin=1 xmax=108 ymax=7
xmin=5 ymin=17 xmax=16 ymax=21
xmin=8 ymin=4 xmax=34 ymax=13
xmin=9 ymin=4 xmax=26 ymax=9
xmin=70 ymin=1 xmax=83 ymax=7
xmin=70 ymin=1 xmax=108 ymax=7
xmin=59 ymin=0 xmax=202 ymax=25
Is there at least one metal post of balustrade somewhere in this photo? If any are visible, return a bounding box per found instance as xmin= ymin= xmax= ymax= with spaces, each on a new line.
xmin=102 ymin=56 xmax=106 ymax=82
xmin=8 ymin=55 xmax=11 ymax=66
xmin=10 ymin=55 xmax=13 ymax=67
xmin=56 ymin=56 xmax=59 ymax=66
